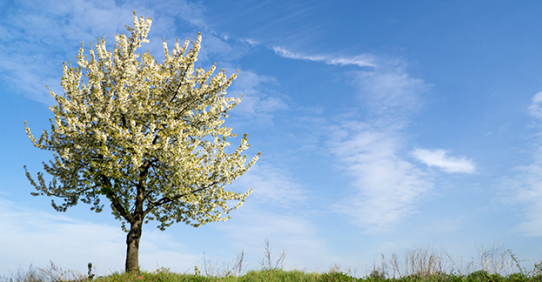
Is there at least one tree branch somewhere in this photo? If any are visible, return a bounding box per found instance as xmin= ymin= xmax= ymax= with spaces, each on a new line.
xmin=100 ymin=174 xmax=133 ymax=222
xmin=168 ymin=51 xmax=195 ymax=104
xmin=143 ymin=181 xmax=218 ymax=215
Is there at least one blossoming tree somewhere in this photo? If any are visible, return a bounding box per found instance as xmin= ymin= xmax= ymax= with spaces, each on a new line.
xmin=24 ymin=12 xmax=259 ymax=273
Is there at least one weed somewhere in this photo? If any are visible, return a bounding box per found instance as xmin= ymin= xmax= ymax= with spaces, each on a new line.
xmin=258 ymin=239 xmax=286 ymax=271
xmin=2 ymin=243 xmax=541 ymax=282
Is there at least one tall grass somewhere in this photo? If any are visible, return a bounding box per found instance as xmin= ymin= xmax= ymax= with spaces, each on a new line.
xmin=368 ymin=244 xmax=523 ymax=279
xmin=2 ymin=242 xmax=541 ymax=282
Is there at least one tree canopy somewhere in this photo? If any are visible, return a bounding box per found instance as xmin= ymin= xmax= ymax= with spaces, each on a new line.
xmin=24 ymin=12 xmax=259 ymax=273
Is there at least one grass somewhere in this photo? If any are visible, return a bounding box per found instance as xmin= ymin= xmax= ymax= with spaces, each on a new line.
xmin=2 ymin=242 xmax=541 ymax=282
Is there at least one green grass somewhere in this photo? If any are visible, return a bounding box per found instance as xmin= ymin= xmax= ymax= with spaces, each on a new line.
xmin=3 ymin=267 xmax=542 ymax=282
xmin=2 ymin=243 xmax=542 ymax=282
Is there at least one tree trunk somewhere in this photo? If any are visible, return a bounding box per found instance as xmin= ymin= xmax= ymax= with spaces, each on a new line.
xmin=125 ymin=218 xmax=143 ymax=273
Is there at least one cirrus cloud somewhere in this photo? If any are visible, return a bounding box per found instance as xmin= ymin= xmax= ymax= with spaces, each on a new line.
xmin=412 ymin=148 xmax=475 ymax=173
xmin=272 ymin=46 xmax=376 ymax=68
xmin=528 ymin=91 xmax=542 ymax=119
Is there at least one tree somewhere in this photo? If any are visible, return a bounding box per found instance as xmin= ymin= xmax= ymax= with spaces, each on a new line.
xmin=24 ymin=12 xmax=259 ymax=273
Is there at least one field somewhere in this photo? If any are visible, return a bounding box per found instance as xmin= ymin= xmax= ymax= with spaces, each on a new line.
xmin=2 ymin=244 xmax=541 ymax=282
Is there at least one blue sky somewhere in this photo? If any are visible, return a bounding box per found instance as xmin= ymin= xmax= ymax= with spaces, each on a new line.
xmin=1 ymin=0 xmax=542 ymax=278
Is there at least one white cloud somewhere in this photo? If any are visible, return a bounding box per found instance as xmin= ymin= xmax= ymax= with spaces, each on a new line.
xmin=271 ymin=47 xmax=429 ymax=121
xmin=412 ymin=148 xmax=475 ymax=173
xmin=0 ymin=197 xmax=206 ymax=277
xmin=351 ymin=69 xmax=429 ymax=118
xmin=496 ymin=91 xmax=542 ymax=237
xmin=228 ymin=70 xmax=288 ymax=125
xmin=233 ymin=162 xmax=307 ymax=208
xmin=0 ymin=0 xmax=249 ymax=104
xmin=528 ymin=91 xmax=542 ymax=119
xmin=0 ymin=0 xmax=141 ymax=103
xmin=499 ymin=163 xmax=542 ymax=237
xmin=0 ymin=198 xmax=124 ymax=276
xmin=323 ymin=69 xmax=432 ymax=233
xmin=217 ymin=211 xmax=333 ymax=272
xmin=328 ymin=123 xmax=434 ymax=233
xmin=0 ymin=163 xmax=324 ymax=278
xmin=217 ymin=162 xmax=350 ymax=273
xmin=272 ymin=46 xmax=376 ymax=68
xmin=275 ymin=46 xmax=436 ymax=233
xmin=240 ymin=38 xmax=258 ymax=46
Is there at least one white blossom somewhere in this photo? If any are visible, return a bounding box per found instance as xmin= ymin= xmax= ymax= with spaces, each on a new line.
xmin=24 ymin=12 xmax=259 ymax=241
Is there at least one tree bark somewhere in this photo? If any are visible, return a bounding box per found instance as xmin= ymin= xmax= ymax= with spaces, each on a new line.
xmin=125 ymin=217 xmax=143 ymax=273
xmin=126 ymin=164 xmax=148 ymax=273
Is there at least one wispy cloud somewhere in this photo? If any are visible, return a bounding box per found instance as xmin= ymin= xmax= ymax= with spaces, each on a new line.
xmin=412 ymin=148 xmax=475 ymax=173
xmin=0 ymin=0 xmax=250 ymax=103
xmin=228 ymin=70 xmax=288 ymax=126
xmin=217 ymin=162 xmax=348 ymax=272
xmin=0 ymin=162 xmax=326 ymax=277
xmin=270 ymin=46 xmax=437 ymax=232
xmin=500 ymin=163 xmax=542 ymax=237
xmin=272 ymin=47 xmax=429 ymax=121
xmin=233 ymin=162 xmax=307 ymax=208
xmin=218 ymin=211 xmax=333 ymax=271
xmin=351 ymin=69 xmax=430 ymax=120
xmin=328 ymin=123 xmax=434 ymax=233
xmin=271 ymin=46 xmax=440 ymax=233
xmin=240 ymin=38 xmax=259 ymax=46
xmin=497 ymin=91 xmax=542 ymax=237
xmin=528 ymin=91 xmax=542 ymax=119
xmin=0 ymin=197 xmax=181 ymax=276
xmin=0 ymin=0 xmax=140 ymax=103
xmin=272 ymin=46 xmax=376 ymax=68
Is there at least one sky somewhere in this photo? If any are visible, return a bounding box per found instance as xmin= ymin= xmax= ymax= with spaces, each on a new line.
xmin=1 ymin=0 xmax=542 ymax=278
